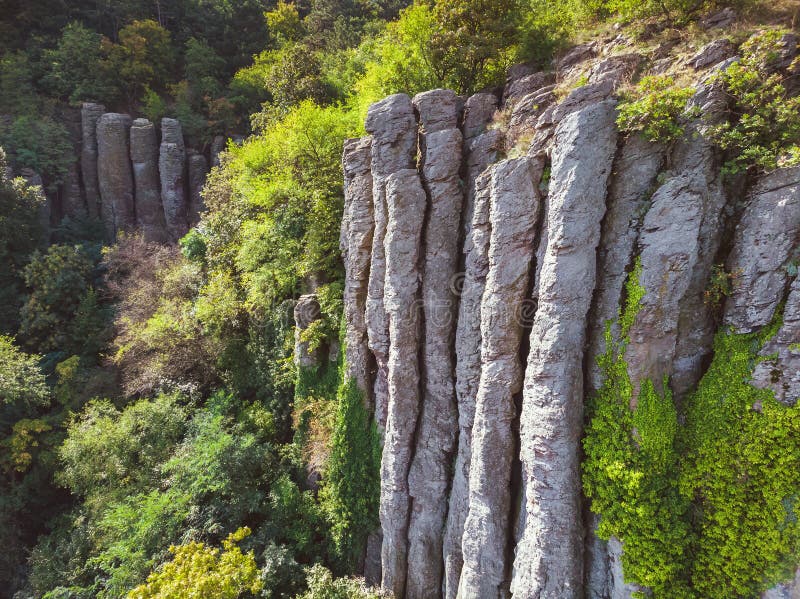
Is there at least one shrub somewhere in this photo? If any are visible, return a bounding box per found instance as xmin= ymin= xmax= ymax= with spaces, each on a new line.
xmin=616 ymin=76 xmax=696 ymax=143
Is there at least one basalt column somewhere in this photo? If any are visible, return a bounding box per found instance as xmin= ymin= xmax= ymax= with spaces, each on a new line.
xmin=364 ymin=95 xmax=417 ymax=430
xmin=512 ymin=100 xmax=618 ymax=598
xmin=188 ymin=150 xmax=209 ymax=226
xmin=380 ymin=169 xmax=426 ymax=599
xmin=406 ymin=89 xmax=463 ymax=599
xmin=96 ymin=113 xmax=135 ymax=240
xmin=81 ymin=102 xmax=105 ymax=219
xmin=159 ymin=118 xmax=188 ymax=241
xmin=130 ymin=118 xmax=168 ymax=243
xmin=340 ymin=136 xmax=375 ymax=399
xmin=459 ymin=156 xmax=543 ymax=599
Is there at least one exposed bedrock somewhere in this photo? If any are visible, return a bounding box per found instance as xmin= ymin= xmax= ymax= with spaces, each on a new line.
xmin=512 ymin=99 xmax=618 ymax=598
xmin=58 ymin=106 xmax=86 ymax=219
xmin=364 ymin=94 xmax=417 ymax=431
xmin=380 ymin=169 xmax=426 ymax=599
xmin=294 ymin=294 xmax=322 ymax=368
xmin=159 ymin=118 xmax=188 ymax=241
xmin=341 ymin=136 xmax=375 ymax=399
xmin=130 ymin=118 xmax=168 ymax=243
xmin=97 ymin=112 xmax=135 ymax=240
xmin=724 ymin=166 xmax=800 ymax=333
xmin=81 ymin=102 xmax=105 ymax=219
xmin=443 ymin=171 xmax=492 ymax=599
xmin=188 ymin=150 xmax=209 ymax=226
xmin=459 ymin=156 xmax=543 ymax=599
xmin=406 ymin=90 xmax=463 ymax=599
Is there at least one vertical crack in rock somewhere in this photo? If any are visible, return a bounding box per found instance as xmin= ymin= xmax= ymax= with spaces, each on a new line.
xmin=81 ymin=102 xmax=105 ymax=220
xmin=341 ymin=136 xmax=375 ymax=400
xmin=752 ymin=277 xmax=800 ymax=405
xmin=159 ymin=118 xmax=188 ymax=241
xmin=96 ymin=112 xmax=134 ymax=240
xmin=460 ymin=156 xmax=543 ymax=599
xmin=583 ymin=135 xmax=665 ymax=598
xmin=724 ymin=166 xmax=800 ymax=333
xmin=380 ymin=169 xmax=426 ymax=599
xmin=406 ymin=90 xmax=463 ymax=599
xmin=365 ymin=94 xmax=417 ymax=432
xmin=512 ymin=99 xmax=618 ymax=598
xmin=187 ymin=150 xmax=209 ymax=226
xmin=130 ymin=118 xmax=168 ymax=243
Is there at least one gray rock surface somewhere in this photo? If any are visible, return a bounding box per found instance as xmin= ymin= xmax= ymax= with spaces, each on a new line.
xmin=159 ymin=118 xmax=188 ymax=241
xmin=462 ymin=129 xmax=504 ymax=241
xmin=512 ymin=100 xmax=618 ymax=598
xmin=503 ymin=72 xmax=555 ymax=106
xmin=462 ymin=93 xmax=499 ymax=141
xmin=407 ymin=91 xmax=463 ymax=599
xmin=341 ymin=136 xmax=375 ymax=398
xmin=130 ymin=118 xmax=168 ymax=243
xmin=443 ymin=171 xmax=493 ymax=599
xmin=188 ymin=150 xmax=209 ymax=226
xmin=724 ymin=166 xmax=800 ymax=333
xmin=691 ymin=38 xmax=735 ymax=69
xmin=460 ymin=157 xmax=543 ymax=599
xmin=365 ymin=94 xmax=417 ymax=431
xmin=380 ymin=169 xmax=426 ymax=599
xmin=556 ymin=42 xmax=598 ymax=70
xmin=97 ymin=113 xmax=135 ymax=239
xmin=81 ymin=102 xmax=105 ymax=219
xmin=752 ymin=277 xmax=800 ymax=405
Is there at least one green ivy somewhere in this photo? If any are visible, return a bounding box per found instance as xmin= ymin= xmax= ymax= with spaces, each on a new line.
xmin=616 ymin=75 xmax=696 ymax=143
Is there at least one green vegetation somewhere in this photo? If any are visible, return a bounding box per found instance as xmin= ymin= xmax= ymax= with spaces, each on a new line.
xmin=616 ymin=75 xmax=696 ymax=143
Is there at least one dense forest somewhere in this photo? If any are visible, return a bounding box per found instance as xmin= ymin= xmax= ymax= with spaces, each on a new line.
xmin=1 ymin=0 xmax=798 ymax=597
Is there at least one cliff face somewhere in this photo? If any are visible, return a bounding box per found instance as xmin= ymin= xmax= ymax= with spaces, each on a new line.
xmin=340 ymin=34 xmax=800 ymax=599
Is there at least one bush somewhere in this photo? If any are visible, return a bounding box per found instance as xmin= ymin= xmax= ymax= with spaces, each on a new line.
xmin=296 ymin=564 xmax=385 ymax=599
xmin=616 ymin=76 xmax=696 ymax=143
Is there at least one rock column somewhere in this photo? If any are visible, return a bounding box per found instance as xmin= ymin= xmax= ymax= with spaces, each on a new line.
xmin=459 ymin=156 xmax=543 ymax=599
xmin=81 ymin=102 xmax=105 ymax=219
xmin=512 ymin=100 xmax=618 ymax=597
xmin=380 ymin=169 xmax=426 ymax=599
xmin=406 ymin=89 xmax=463 ymax=599
xmin=159 ymin=118 xmax=188 ymax=241
xmin=97 ymin=113 xmax=135 ymax=240
xmin=130 ymin=118 xmax=168 ymax=243
xmin=188 ymin=150 xmax=209 ymax=226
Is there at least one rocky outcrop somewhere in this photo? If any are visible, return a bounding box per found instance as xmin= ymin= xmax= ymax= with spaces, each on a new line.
xmin=364 ymin=95 xmax=417 ymax=431
xmin=294 ymin=294 xmax=322 ymax=369
xmin=159 ymin=118 xmax=188 ymax=241
xmin=81 ymin=102 xmax=105 ymax=219
xmin=512 ymin=100 xmax=618 ymax=598
xmin=380 ymin=169 xmax=426 ymax=599
xmin=97 ymin=113 xmax=135 ymax=239
xmin=188 ymin=151 xmax=209 ymax=226
xmin=460 ymin=157 xmax=543 ymax=598
xmin=130 ymin=118 xmax=168 ymax=243
xmin=341 ymin=136 xmax=375 ymax=398
xmin=724 ymin=166 xmax=800 ymax=333
xmin=211 ymin=135 xmax=226 ymax=167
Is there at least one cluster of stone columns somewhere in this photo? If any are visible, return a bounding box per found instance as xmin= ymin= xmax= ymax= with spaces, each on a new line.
xmin=75 ymin=102 xmax=214 ymax=242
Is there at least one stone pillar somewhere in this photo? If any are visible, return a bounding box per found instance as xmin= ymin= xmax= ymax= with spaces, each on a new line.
xmin=159 ymin=118 xmax=187 ymax=241
xmin=130 ymin=118 xmax=168 ymax=243
xmin=81 ymin=102 xmax=105 ymax=220
xmin=97 ymin=113 xmax=134 ymax=240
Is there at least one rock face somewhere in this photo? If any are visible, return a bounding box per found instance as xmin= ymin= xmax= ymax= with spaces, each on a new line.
xmin=159 ymin=118 xmax=188 ymax=241
xmin=380 ymin=169 xmax=426 ymax=599
xmin=81 ymin=102 xmax=105 ymax=219
xmin=460 ymin=157 xmax=543 ymax=599
xmin=130 ymin=118 xmax=168 ymax=243
xmin=344 ymin=54 xmax=800 ymax=599
xmin=97 ymin=113 xmax=135 ymax=239
xmin=294 ymin=294 xmax=322 ymax=368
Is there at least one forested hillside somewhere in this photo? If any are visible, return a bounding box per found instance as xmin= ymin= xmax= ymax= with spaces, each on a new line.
xmin=1 ymin=0 xmax=798 ymax=597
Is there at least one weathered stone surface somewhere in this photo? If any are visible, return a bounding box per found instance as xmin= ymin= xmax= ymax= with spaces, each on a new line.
xmin=462 ymin=93 xmax=499 ymax=141
xmin=294 ymin=294 xmax=321 ymax=368
xmin=210 ymin=135 xmax=225 ymax=167
xmin=130 ymin=118 xmax=168 ymax=243
xmin=159 ymin=118 xmax=188 ymax=241
xmin=762 ymin=569 xmax=800 ymax=599
xmin=380 ymin=168 xmax=426 ymax=599
xmin=443 ymin=171 xmax=492 ymax=599
xmin=460 ymin=156 xmax=543 ymax=599
xmin=58 ymin=105 xmax=85 ymax=219
xmin=365 ymin=94 xmax=417 ymax=431
xmin=549 ymin=80 xmax=615 ymax=126
xmin=507 ymin=86 xmax=556 ymax=147
xmin=341 ymin=136 xmax=375 ymax=398
xmin=752 ymin=277 xmax=800 ymax=405
xmin=701 ymin=7 xmax=736 ymax=29
xmin=586 ymin=135 xmax=666 ymax=394
xmin=556 ymin=41 xmax=598 ymax=70
xmin=81 ymin=102 xmax=105 ymax=219
xmin=512 ymin=100 xmax=618 ymax=598
xmin=462 ymin=129 xmax=503 ymax=242
xmin=503 ymin=71 xmax=555 ymax=106
xmin=691 ymin=38 xmax=735 ymax=69
xmin=188 ymin=150 xmax=209 ymax=226
xmin=588 ymin=53 xmax=643 ymax=87
xmin=406 ymin=96 xmax=463 ymax=598
xmin=724 ymin=166 xmax=800 ymax=333
xmin=97 ymin=113 xmax=135 ymax=239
